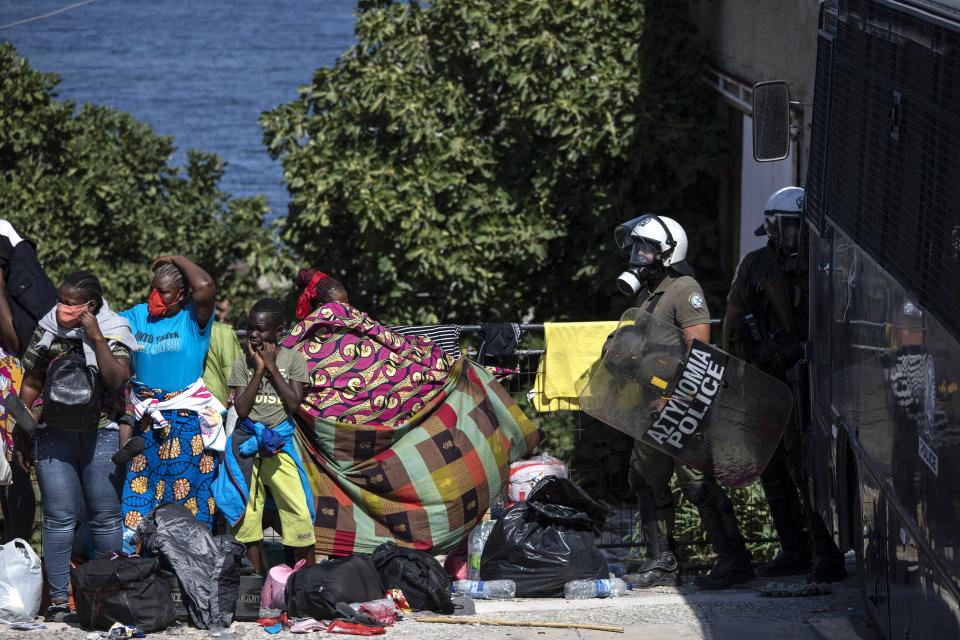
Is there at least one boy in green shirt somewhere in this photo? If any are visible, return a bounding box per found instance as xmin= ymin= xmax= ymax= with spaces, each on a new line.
xmin=214 ymin=298 xmax=315 ymax=573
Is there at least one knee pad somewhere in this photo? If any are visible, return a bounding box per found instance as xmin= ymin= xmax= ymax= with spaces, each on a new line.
xmin=680 ymin=480 xmax=710 ymax=507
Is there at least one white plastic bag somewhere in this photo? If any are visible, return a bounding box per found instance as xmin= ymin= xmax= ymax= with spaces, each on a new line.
xmin=508 ymin=453 xmax=568 ymax=503
xmin=0 ymin=539 xmax=42 ymax=623
xmin=0 ymin=441 xmax=11 ymax=486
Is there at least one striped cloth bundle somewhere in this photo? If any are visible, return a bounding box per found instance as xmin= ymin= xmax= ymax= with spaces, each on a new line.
xmin=389 ymin=324 xmax=462 ymax=359
xmin=283 ymin=303 xmax=541 ymax=555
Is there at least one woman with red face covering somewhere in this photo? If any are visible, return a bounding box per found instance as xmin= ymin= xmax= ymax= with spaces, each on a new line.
xmin=17 ymin=271 xmax=135 ymax=620
xmin=117 ymin=256 xmax=224 ymax=553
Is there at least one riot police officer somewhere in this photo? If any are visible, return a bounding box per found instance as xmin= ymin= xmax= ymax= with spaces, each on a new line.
xmin=722 ymin=187 xmax=846 ymax=582
xmin=616 ymin=214 xmax=755 ymax=590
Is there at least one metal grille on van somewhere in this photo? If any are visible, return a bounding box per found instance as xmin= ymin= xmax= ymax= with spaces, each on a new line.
xmin=807 ymin=0 xmax=960 ymax=338
xmin=804 ymin=31 xmax=835 ymax=234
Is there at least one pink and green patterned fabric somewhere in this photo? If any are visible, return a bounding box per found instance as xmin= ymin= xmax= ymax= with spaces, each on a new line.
xmin=282 ymin=303 xmax=541 ymax=555
xmin=282 ymin=303 xmax=455 ymax=428
xmin=0 ymin=349 xmax=22 ymax=456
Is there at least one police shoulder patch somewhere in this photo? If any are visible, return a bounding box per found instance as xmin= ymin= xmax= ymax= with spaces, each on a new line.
xmin=689 ymin=293 xmax=705 ymax=310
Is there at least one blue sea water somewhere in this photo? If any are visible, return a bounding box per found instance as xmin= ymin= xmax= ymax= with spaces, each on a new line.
xmin=0 ymin=0 xmax=357 ymax=219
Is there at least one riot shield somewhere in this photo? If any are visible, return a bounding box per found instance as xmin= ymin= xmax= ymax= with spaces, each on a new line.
xmin=577 ymin=308 xmax=792 ymax=487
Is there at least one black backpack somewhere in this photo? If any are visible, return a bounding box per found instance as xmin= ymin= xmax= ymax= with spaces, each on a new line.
xmin=371 ymin=542 xmax=454 ymax=614
xmin=42 ymin=352 xmax=102 ymax=431
xmin=285 ymin=555 xmax=384 ymax=621
xmin=71 ymin=555 xmax=176 ymax=632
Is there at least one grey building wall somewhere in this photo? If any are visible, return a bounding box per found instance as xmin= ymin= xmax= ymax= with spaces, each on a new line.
xmin=685 ymin=0 xmax=820 ymax=272
xmin=687 ymin=0 xmax=819 ymax=103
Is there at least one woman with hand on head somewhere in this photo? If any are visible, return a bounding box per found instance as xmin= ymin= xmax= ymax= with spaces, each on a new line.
xmin=17 ymin=271 xmax=135 ymax=621
xmin=118 ymin=256 xmax=225 ymax=552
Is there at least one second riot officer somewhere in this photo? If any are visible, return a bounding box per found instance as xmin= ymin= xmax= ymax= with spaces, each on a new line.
xmin=722 ymin=186 xmax=846 ymax=583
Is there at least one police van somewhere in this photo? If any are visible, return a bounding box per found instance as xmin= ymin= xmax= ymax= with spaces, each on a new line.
xmin=754 ymin=1 xmax=960 ymax=637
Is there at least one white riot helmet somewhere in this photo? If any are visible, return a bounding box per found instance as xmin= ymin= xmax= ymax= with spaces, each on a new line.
xmin=755 ymin=186 xmax=804 ymax=254
xmin=614 ymin=214 xmax=693 ymax=295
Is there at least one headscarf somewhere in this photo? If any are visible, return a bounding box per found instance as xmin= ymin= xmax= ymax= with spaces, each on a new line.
xmin=295 ymin=269 xmax=330 ymax=320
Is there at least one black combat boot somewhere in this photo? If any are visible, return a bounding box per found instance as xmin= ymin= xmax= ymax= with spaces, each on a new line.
xmin=694 ymin=551 xmax=755 ymax=590
xmin=692 ymin=491 xmax=756 ymax=590
xmin=630 ymin=496 xmax=680 ymax=588
xmin=806 ymin=518 xmax=847 ymax=583
xmin=757 ymin=546 xmax=813 ymax=577
xmin=758 ymin=444 xmax=812 ymax=577
xmin=631 ymin=552 xmax=681 ymax=588
xmin=807 ymin=554 xmax=848 ymax=583
xmin=631 ymin=515 xmax=681 ymax=588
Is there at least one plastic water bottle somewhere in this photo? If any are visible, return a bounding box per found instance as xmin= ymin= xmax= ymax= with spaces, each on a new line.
xmin=466 ymin=521 xmax=496 ymax=580
xmin=563 ymin=578 xmax=628 ymax=599
xmin=452 ymin=579 xmax=516 ymax=600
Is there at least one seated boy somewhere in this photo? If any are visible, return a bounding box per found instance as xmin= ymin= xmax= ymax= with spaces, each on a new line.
xmin=213 ymin=298 xmax=316 ymax=573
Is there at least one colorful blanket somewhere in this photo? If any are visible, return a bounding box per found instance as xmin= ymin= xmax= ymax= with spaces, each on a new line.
xmin=282 ymin=303 xmax=542 ymax=555
xmin=283 ymin=303 xmax=455 ymax=428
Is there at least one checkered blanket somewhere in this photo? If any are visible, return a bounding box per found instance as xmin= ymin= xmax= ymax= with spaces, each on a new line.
xmin=282 ymin=304 xmax=541 ymax=555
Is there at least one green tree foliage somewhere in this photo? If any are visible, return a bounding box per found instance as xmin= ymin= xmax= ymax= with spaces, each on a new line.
xmin=0 ymin=43 xmax=285 ymax=314
xmin=263 ymin=0 xmax=725 ymax=324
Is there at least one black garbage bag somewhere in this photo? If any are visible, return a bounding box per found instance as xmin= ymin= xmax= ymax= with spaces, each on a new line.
xmin=371 ymin=541 xmax=454 ymax=613
xmin=285 ymin=554 xmax=384 ymax=621
xmin=479 ymin=475 xmax=614 ymax=597
xmin=71 ymin=555 xmax=176 ymax=632
xmin=137 ymin=503 xmax=245 ymax=629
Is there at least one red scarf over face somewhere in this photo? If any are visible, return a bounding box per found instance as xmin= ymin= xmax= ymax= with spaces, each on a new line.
xmin=295 ymin=271 xmax=329 ymax=320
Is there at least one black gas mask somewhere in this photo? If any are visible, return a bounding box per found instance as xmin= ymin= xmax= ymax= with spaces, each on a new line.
xmin=614 ymin=215 xmax=678 ymax=296
xmin=617 ymin=238 xmax=664 ymax=296
xmin=761 ymin=213 xmax=801 ymax=257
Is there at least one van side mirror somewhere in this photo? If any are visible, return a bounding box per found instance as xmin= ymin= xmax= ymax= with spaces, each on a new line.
xmin=752 ymin=81 xmax=791 ymax=162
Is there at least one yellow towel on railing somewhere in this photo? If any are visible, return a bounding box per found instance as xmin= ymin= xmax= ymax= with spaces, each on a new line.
xmin=531 ymin=321 xmax=617 ymax=412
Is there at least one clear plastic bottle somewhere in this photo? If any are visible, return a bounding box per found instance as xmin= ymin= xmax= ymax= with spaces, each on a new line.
xmin=466 ymin=521 xmax=497 ymax=580
xmin=452 ymin=579 xmax=516 ymax=600
xmin=563 ymin=578 xmax=628 ymax=599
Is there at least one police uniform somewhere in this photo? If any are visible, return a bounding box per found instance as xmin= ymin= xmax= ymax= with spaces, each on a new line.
xmin=728 ymin=243 xmax=843 ymax=573
xmin=727 ymin=244 xmax=804 ymax=369
xmin=629 ymin=273 xmax=752 ymax=580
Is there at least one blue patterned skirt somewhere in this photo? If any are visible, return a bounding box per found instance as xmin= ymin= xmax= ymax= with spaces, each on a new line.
xmin=120 ymin=409 xmax=219 ymax=552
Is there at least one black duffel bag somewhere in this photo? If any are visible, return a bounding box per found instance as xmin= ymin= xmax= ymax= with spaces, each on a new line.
xmin=70 ymin=555 xmax=176 ymax=632
xmin=371 ymin=542 xmax=453 ymax=613
xmin=480 ymin=475 xmax=614 ymax=597
xmin=285 ymin=554 xmax=383 ymax=621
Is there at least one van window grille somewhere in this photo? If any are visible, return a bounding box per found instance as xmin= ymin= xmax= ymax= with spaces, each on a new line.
xmin=804 ymin=33 xmax=835 ymax=233
xmin=811 ymin=0 xmax=960 ymax=338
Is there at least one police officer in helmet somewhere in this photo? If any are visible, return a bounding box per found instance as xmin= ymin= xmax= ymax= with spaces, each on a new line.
xmin=616 ymin=214 xmax=755 ymax=590
xmin=722 ymin=186 xmax=846 ymax=583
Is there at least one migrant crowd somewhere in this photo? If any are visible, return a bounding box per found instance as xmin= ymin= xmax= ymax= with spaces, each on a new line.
xmin=0 ymin=221 xmax=539 ymax=630
xmin=0 ymin=189 xmax=852 ymax=634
